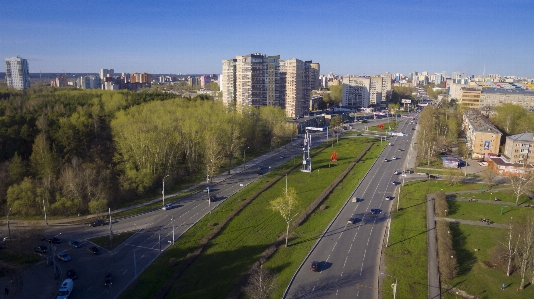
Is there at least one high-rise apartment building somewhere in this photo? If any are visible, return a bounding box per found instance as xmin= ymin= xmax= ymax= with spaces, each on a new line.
xmin=370 ymin=76 xmax=383 ymax=105
xmin=5 ymin=56 xmax=30 ymax=90
xmin=99 ymin=69 xmax=114 ymax=80
xmin=221 ymin=53 xmax=319 ymax=117
xmin=342 ymin=76 xmax=370 ymax=108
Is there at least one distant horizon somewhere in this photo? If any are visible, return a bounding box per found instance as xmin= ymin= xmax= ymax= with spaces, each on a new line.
xmin=2 ymin=1 xmax=533 ymax=77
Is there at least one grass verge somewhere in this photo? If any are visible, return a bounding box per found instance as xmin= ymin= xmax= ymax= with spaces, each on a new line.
xmin=442 ymin=224 xmax=534 ymax=298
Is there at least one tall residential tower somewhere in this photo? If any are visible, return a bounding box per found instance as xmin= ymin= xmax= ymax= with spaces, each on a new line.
xmin=5 ymin=56 xmax=30 ymax=90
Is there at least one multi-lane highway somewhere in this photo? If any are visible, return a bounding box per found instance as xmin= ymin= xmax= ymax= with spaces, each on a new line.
xmin=285 ymin=116 xmax=418 ymax=299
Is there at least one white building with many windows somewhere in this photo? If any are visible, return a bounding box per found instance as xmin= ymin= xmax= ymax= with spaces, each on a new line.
xmin=5 ymin=56 xmax=30 ymax=90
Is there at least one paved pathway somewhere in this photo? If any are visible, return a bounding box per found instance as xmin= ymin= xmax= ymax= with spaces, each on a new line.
xmin=436 ymin=217 xmax=508 ymax=229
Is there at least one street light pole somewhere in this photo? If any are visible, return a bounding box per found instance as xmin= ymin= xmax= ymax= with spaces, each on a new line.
xmin=7 ymin=207 xmax=12 ymax=239
xmin=243 ymin=147 xmax=249 ymax=171
xmin=42 ymin=199 xmax=48 ymax=225
xmin=162 ymin=174 xmax=169 ymax=207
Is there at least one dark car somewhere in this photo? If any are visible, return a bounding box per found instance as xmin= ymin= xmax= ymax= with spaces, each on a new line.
xmin=348 ymin=217 xmax=357 ymax=224
xmin=87 ymin=246 xmax=100 ymax=255
xmin=68 ymin=240 xmax=82 ymax=248
xmin=370 ymin=208 xmax=382 ymax=215
xmin=385 ymin=195 xmax=394 ymax=200
xmin=89 ymin=219 xmax=105 ymax=227
xmin=104 ymin=273 xmax=112 ymax=286
xmin=34 ymin=245 xmax=47 ymax=253
xmin=67 ymin=269 xmax=77 ymax=279
xmin=310 ymin=261 xmax=320 ymax=272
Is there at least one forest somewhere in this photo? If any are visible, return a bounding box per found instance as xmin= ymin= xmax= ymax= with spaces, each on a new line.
xmin=0 ymin=88 xmax=292 ymax=218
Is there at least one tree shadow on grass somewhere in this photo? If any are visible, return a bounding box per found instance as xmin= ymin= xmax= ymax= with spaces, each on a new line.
xmin=446 ymin=198 xmax=461 ymax=215
xmin=449 ymin=223 xmax=476 ymax=276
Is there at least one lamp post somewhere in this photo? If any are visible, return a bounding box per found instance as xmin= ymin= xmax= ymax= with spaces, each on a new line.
xmin=7 ymin=207 xmax=12 ymax=239
xmin=42 ymin=199 xmax=48 ymax=226
xmin=162 ymin=175 xmax=170 ymax=207
xmin=380 ymin=272 xmax=398 ymax=299
xmin=243 ymin=147 xmax=249 ymax=171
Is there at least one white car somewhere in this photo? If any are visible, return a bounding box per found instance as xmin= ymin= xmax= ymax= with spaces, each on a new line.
xmin=392 ymin=156 xmax=397 ymax=160
xmin=162 ymin=203 xmax=173 ymax=210
xmin=384 ymin=158 xmax=389 ymax=162
xmin=393 ymin=171 xmax=400 ymax=175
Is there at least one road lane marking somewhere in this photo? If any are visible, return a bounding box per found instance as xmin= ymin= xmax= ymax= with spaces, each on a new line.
xmin=122 ymin=270 xmax=128 ymax=275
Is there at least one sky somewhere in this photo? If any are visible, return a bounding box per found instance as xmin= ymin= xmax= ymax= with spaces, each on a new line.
xmin=2 ymin=0 xmax=533 ymax=77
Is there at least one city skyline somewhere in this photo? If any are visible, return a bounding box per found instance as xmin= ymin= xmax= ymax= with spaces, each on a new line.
xmin=2 ymin=0 xmax=533 ymax=77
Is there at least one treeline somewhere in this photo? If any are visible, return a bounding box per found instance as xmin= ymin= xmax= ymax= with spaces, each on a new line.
xmin=0 ymin=88 xmax=292 ymax=217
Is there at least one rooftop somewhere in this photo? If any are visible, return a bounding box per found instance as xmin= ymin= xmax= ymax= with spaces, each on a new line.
xmin=482 ymin=88 xmax=534 ymax=95
xmin=507 ymin=132 xmax=534 ymax=143
xmin=463 ymin=109 xmax=502 ymax=135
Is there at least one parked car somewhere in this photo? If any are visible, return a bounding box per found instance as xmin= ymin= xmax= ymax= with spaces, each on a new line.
xmin=89 ymin=219 xmax=105 ymax=227
xmin=34 ymin=245 xmax=47 ymax=253
xmin=68 ymin=240 xmax=82 ymax=248
xmin=87 ymin=246 xmax=100 ymax=255
xmin=310 ymin=261 xmax=320 ymax=272
xmin=57 ymin=252 xmax=71 ymax=262
xmin=67 ymin=268 xmax=77 ymax=279
xmin=104 ymin=273 xmax=112 ymax=286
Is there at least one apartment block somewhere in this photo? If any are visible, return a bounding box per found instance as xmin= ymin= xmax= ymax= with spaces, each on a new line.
xmin=479 ymin=88 xmax=534 ymax=110
xmin=5 ymin=56 xmax=30 ymax=90
xmin=99 ymin=69 xmax=114 ymax=80
xmin=221 ymin=53 xmax=319 ymax=117
xmin=462 ymin=109 xmax=502 ymax=159
xmin=459 ymin=88 xmax=482 ymax=109
xmin=341 ymin=76 xmax=370 ymax=108
xmin=502 ymin=132 xmax=534 ymax=165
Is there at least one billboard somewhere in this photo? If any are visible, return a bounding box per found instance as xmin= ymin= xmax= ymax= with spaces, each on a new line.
xmin=401 ymin=99 xmax=412 ymax=104
xmin=484 ymin=140 xmax=490 ymax=150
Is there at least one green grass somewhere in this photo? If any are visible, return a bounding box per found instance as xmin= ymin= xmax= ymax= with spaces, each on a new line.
xmin=164 ymin=139 xmax=378 ymax=298
xmin=449 ymin=190 xmax=531 ymax=205
xmin=381 ymin=181 xmax=492 ymax=299
xmin=88 ymin=231 xmax=136 ymax=251
xmin=445 ymin=201 xmax=534 ymax=224
xmin=442 ymin=224 xmax=534 ymax=298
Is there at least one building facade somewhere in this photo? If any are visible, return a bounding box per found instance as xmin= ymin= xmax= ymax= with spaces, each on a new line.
xmin=341 ymin=76 xmax=370 ymax=108
xmin=502 ymin=132 xmax=534 ymax=165
xmin=5 ymin=56 xmax=30 ymax=90
xmin=280 ymin=59 xmax=304 ymax=117
xmin=462 ymin=109 xmax=502 ymax=159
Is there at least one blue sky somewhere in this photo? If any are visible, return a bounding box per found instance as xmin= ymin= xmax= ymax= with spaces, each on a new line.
xmin=2 ymin=0 xmax=533 ymax=77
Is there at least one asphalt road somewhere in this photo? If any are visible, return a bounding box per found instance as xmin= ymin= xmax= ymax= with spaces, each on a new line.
xmin=285 ymin=115 xmax=418 ymax=299
xmin=3 ymin=132 xmax=331 ymax=299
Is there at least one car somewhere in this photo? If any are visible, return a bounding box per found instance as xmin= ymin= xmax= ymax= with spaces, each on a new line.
xmin=203 ymin=187 xmax=210 ymax=193
xmin=385 ymin=195 xmax=394 ymax=200
xmin=370 ymin=208 xmax=382 ymax=215
xmin=34 ymin=245 xmax=47 ymax=253
xmin=405 ymin=169 xmax=414 ymax=174
xmin=57 ymin=252 xmax=71 ymax=262
xmin=310 ymin=261 xmax=320 ymax=272
xmin=280 ymin=155 xmax=286 ymax=159
xmin=3 ymin=236 xmax=16 ymax=242
xmin=87 ymin=246 xmax=100 ymax=255
xmin=388 ymin=142 xmax=392 ymax=146
xmin=257 ymin=170 xmax=264 ymax=175
xmin=48 ymin=236 xmax=61 ymax=244
xmin=356 ymin=133 xmax=362 ymax=136
xmin=384 ymin=158 xmax=389 ymax=162
xmin=348 ymin=217 xmax=357 ymax=224
xmin=104 ymin=273 xmax=112 ymax=286
xmin=351 ymin=197 xmax=361 ymax=203
xmin=68 ymin=240 xmax=82 ymax=248
xmin=398 ymin=148 xmax=403 ymax=151
xmin=392 ymin=156 xmax=397 ymax=160
xmin=391 ymin=181 xmax=399 ymax=185
xmin=67 ymin=268 xmax=77 ymax=279
xmin=162 ymin=203 xmax=173 ymax=210
xmin=89 ymin=219 xmax=105 ymax=227
xmin=393 ymin=171 xmax=400 ymax=175
xmin=412 ymin=127 xmax=416 ymax=130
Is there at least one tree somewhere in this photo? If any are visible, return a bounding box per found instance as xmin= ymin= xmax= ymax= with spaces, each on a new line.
xmin=8 ymin=152 xmax=26 ymax=183
xmin=516 ymin=216 xmax=534 ymax=289
xmin=242 ymin=263 xmax=277 ymax=299
xmin=269 ymin=185 xmax=299 ymax=247
xmin=88 ymin=198 xmax=108 ymax=216
xmin=509 ymin=172 xmax=534 ymax=206
xmin=481 ymin=168 xmax=498 ymax=186
xmin=329 ymin=85 xmax=342 ymax=105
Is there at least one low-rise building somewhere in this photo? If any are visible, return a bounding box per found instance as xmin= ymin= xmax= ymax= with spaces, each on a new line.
xmin=462 ymin=109 xmax=502 ymax=159
xmin=502 ymin=132 xmax=534 ymax=165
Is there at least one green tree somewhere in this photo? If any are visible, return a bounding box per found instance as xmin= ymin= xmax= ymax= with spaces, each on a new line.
xmin=269 ymin=186 xmax=299 ymax=247
xmin=88 ymin=198 xmax=108 ymax=216
xmin=329 ymin=85 xmax=342 ymax=105
xmin=8 ymin=152 xmax=26 ymax=183
xmin=6 ymin=177 xmax=40 ymax=216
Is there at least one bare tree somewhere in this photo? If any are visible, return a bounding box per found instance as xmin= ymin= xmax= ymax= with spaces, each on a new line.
xmin=269 ymin=183 xmax=299 ymax=247
xmin=516 ymin=216 xmax=534 ymax=289
xmin=481 ymin=167 xmax=498 ymax=186
xmin=501 ymin=217 xmax=520 ymax=276
xmin=242 ymin=263 xmax=277 ymax=299
xmin=509 ymin=172 xmax=534 ymax=206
